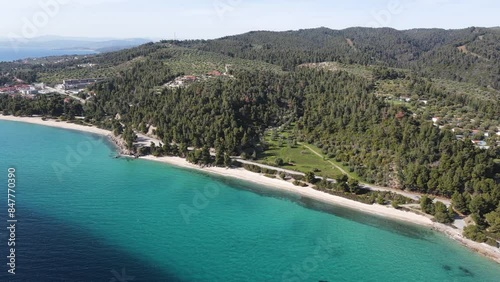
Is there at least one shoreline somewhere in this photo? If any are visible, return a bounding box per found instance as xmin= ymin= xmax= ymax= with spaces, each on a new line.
xmin=1 ymin=115 xmax=499 ymax=264
xmin=140 ymin=154 xmax=435 ymax=226
xmin=0 ymin=115 xmax=131 ymax=155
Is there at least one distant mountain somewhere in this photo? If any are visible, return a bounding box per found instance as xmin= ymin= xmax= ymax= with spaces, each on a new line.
xmin=0 ymin=36 xmax=152 ymax=53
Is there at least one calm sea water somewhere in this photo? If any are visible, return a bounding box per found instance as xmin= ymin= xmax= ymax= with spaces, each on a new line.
xmin=0 ymin=47 xmax=96 ymax=62
xmin=0 ymin=120 xmax=499 ymax=282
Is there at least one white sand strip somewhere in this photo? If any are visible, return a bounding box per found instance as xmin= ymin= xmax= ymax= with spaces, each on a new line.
xmin=1 ymin=115 xmax=499 ymax=263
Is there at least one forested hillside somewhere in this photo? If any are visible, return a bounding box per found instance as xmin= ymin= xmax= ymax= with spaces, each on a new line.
xmin=177 ymin=27 xmax=500 ymax=89
xmin=0 ymin=27 xmax=499 ymax=244
xmin=0 ymin=43 xmax=283 ymax=85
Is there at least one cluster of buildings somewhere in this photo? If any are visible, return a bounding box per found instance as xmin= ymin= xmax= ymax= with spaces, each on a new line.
xmin=165 ymin=75 xmax=198 ymax=88
xmin=432 ymin=116 xmax=500 ymax=149
xmin=1 ymin=76 xmax=104 ymax=99
xmin=77 ymin=63 xmax=97 ymax=68
xmin=165 ymin=70 xmax=225 ymax=88
xmin=452 ymin=128 xmax=500 ymax=150
xmin=0 ymin=83 xmax=46 ymax=96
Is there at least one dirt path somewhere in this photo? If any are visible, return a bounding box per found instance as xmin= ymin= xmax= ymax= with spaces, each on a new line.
xmin=300 ymin=143 xmax=350 ymax=175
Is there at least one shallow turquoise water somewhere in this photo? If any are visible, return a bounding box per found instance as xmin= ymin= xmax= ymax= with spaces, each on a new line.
xmin=0 ymin=120 xmax=499 ymax=281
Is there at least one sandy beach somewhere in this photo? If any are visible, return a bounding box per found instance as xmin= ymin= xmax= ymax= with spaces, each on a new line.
xmin=141 ymin=155 xmax=434 ymax=225
xmin=1 ymin=115 xmax=499 ymax=263
xmin=0 ymin=115 xmax=131 ymax=154
xmin=0 ymin=115 xmax=110 ymax=136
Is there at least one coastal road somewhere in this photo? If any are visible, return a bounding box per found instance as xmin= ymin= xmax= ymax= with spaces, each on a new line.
xmin=135 ymin=132 xmax=162 ymax=147
xmin=46 ymin=86 xmax=86 ymax=104
xmin=134 ymin=132 xmax=450 ymax=205
xmin=235 ymin=159 xmax=305 ymax=176
xmin=238 ymin=157 xmax=451 ymax=204
xmin=361 ymin=183 xmax=451 ymax=205
xmin=235 ymin=158 xmax=336 ymax=183
xmin=299 ymin=143 xmax=451 ymax=205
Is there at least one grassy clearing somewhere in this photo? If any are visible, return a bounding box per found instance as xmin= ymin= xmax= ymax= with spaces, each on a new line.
xmin=258 ymin=128 xmax=342 ymax=179
xmin=299 ymin=61 xmax=373 ymax=79
xmin=302 ymin=143 xmax=362 ymax=181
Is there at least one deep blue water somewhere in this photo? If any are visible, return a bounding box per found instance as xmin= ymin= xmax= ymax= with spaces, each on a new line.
xmin=0 ymin=47 xmax=96 ymax=62
xmin=0 ymin=120 xmax=499 ymax=281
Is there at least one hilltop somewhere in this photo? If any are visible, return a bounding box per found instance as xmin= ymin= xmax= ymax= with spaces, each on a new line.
xmin=175 ymin=26 xmax=500 ymax=89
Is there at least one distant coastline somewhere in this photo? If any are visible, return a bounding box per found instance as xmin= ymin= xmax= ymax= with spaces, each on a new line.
xmin=0 ymin=47 xmax=97 ymax=62
xmin=1 ymin=114 xmax=499 ymax=264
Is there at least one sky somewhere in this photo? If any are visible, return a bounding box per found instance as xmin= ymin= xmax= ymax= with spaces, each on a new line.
xmin=1 ymin=0 xmax=499 ymax=40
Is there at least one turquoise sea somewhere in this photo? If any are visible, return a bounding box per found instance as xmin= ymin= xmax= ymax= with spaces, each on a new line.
xmin=0 ymin=120 xmax=500 ymax=281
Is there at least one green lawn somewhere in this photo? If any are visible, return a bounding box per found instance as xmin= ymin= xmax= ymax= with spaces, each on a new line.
xmin=303 ymin=143 xmax=363 ymax=181
xmin=258 ymin=128 xmax=343 ymax=179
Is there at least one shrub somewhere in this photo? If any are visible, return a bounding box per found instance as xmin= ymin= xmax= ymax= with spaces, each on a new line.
xmin=243 ymin=164 xmax=261 ymax=173
xmin=463 ymin=225 xmax=487 ymax=242
xmin=274 ymin=158 xmax=284 ymax=167
xmin=305 ymin=171 xmax=316 ymax=184
xmin=391 ymin=200 xmax=400 ymax=209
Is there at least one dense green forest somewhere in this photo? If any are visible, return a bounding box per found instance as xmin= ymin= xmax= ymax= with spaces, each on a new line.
xmin=176 ymin=27 xmax=500 ymax=89
xmin=0 ymin=27 xmax=499 ymax=244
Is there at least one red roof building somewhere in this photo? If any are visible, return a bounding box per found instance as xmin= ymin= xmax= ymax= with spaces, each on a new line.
xmin=207 ymin=70 xmax=222 ymax=76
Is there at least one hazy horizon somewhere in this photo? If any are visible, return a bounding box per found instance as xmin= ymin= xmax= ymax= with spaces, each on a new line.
xmin=2 ymin=25 xmax=499 ymax=43
xmin=1 ymin=0 xmax=499 ymax=40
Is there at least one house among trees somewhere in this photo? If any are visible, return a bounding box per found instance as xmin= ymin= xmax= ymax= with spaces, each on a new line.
xmin=207 ymin=70 xmax=222 ymax=76
xmin=471 ymin=140 xmax=489 ymax=149
xmin=399 ymin=96 xmax=411 ymax=102
xmin=184 ymin=75 xmax=197 ymax=81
